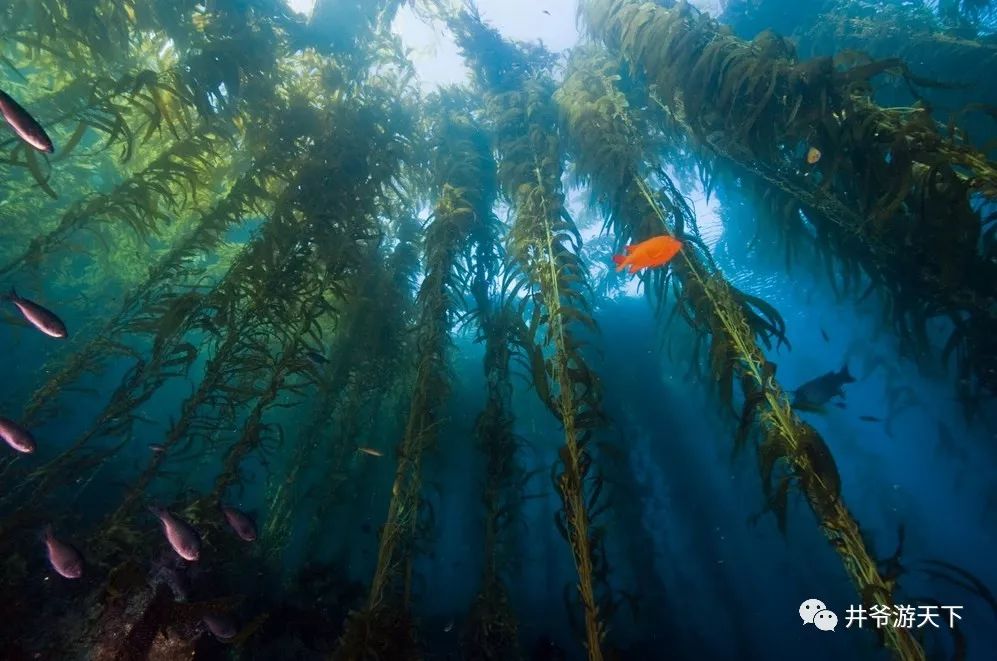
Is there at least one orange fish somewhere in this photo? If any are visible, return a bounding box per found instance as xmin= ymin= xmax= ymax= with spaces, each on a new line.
xmin=611 ymin=235 xmax=683 ymax=274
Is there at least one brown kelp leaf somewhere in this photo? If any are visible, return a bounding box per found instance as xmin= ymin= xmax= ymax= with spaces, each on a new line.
xmin=797 ymin=424 xmax=841 ymax=518
xmin=25 ymin=148 xmax=58 ymax=199
xmin=53 ymin=121 xmax=88 ymax=162
xmin=735 ymin=387 xmax=765 ymax=455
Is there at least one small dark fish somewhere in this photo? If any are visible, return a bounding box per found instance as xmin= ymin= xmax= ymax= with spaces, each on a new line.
xmin=820 ymin=328 xmax=829 ymax=343
xmin=833 ymin=402 xmax=847 ymax=410
xmin=3 ymin=288 xmax=67 ymax=338
xmin=361 ymin=522 xmax=372 ymax=534
xmin=792 ymin=364 xmax=854 ymax=410
xmin=43 ymin=525 xmax=84 ymax=579
xmin=859 ymin=415 xmax=882 ymax=423
xmin=444 ymin=619 xmax=454 ymax=633
xmin=202 ymin=613 xmax=237 ymax=641
xmin=543 ymin=9 xmax=551 ymax=14
xmin=149 ymin=443 xmax=166 ymax=453
xmin=0 ymin=88 xmax=54 ymax=153
xmin=220 ymin=505 xmax=257 ymax=542
xmin=149 ymin=505 xmax=201 ymax=561
xmin=306 ymin=350 xmax=328 ymax=365
xmin=0 ymin=416 xmax=36 ymax=453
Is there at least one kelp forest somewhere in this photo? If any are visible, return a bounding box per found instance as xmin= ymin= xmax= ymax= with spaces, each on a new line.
xmin=0 ymin=0 xmax=995 ymax=659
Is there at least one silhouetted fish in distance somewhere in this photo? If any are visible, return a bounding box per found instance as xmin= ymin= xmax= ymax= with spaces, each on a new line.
xmin=792 ymin=364 xmax=855 ymax=410
xmin=3 ymin=288 xmax=67 ymax=338
xmin=0 ymin=88 xmax=54 ymax=153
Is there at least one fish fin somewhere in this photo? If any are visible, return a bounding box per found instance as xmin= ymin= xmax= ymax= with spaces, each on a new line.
xmin=840 ymin=364 xmax=854 ymax=381
xmin=611 ymin=254 xmax=625 ymax=268
xmin=628 ymin=263 xmax=640 ymax=274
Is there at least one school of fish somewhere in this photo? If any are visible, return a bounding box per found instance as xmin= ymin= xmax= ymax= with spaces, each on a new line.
xmin=1 ymin=87 xmax=261 ymax=637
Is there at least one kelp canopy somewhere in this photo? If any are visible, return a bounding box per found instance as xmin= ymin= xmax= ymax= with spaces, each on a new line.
xmin=0 ymin=1 xmax=995 ymax=660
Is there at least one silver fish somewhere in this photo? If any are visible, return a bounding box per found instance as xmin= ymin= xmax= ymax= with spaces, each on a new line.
xmin=43 ymin=525 xmax=83 ymax=579
xmin=0 ymin=416 xmax=36 ymax=453
xmin=0 ymin=88 xmax=54 ymax=153
xmin=149 ymin=505 xmax=201 ymax=561
xmin=202 ymin=613 xmax=237 ymax=641
xmin=220 ymin=505 xmax=257 ymax=542
xmin=4 ymin=288 xmax=67 ymax=338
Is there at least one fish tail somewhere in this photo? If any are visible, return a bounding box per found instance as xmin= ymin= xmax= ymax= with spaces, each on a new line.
xmin=841 ymin=364 xmax=854 ymax=381
xmin=148 ymin=504 xmax=165 ymax=519
xmin=612 ymin=254 xmax=626 ymax=272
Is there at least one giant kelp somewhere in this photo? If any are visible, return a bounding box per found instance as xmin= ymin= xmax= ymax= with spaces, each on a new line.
xmin=721 ymin=0 xmax=997 ymax=158
xmin=451 ymin=12 xmax=615 ymax=659
xmin=262 ymin=230 xmax=419 ymax=566
xmin=335 ymin=88 xmax=492 ymax=660
xmin=582 ymin=0 xmax=997 ymax=408
xmin=459 ymin=123 xmax=526 ymax=661
xmin=557 ymin=44 xmax=925 ymax=661
xmin=0 ymin=0 xmax=994 ymax=659
xmin=460 ymin=293 xmax=527 ymax=661
xmin=0 ymin=0 xmax=419 ymax=655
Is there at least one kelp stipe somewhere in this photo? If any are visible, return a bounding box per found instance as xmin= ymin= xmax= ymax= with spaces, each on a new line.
xmin=335 ymin=89 xmax=492 ymax=660
xmin=451 ymin=11 xmax=615 ymax=659
xmin=458 ymin=130 xmax=525 ymax=660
